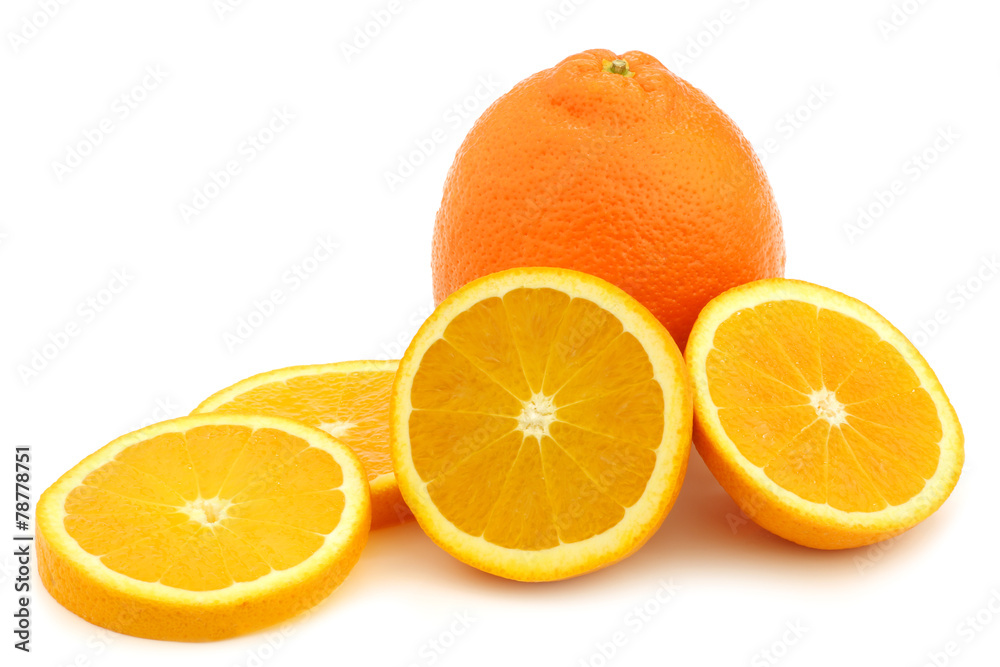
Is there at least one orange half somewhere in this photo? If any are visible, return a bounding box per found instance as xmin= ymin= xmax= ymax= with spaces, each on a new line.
xmin=391 ymin=268 xmax=692 ymax=581
xmin=686 ymin=278 xmax=964 ymax=549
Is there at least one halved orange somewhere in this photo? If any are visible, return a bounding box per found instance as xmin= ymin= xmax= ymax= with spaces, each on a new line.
xmin=36 ymin=414 xmax=370 ymax=641
xmin=193 ymin=360 xmax=408 ymax=528
xmin=390 ymin=267 xmax=692 ymax=581
xmin=686 ymin=278 xmax=964 ymax=549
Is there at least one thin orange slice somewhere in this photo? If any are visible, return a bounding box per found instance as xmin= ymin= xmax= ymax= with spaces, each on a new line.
xmin=390 ymin=268 xmax=692 ymax=581
xmin=686 ymin=278 xmax=964 ymax=549
xmin=193 ymin=360 xmax=407 ymax=528
xmin=36 ymin=414 xmax=370 ymax=641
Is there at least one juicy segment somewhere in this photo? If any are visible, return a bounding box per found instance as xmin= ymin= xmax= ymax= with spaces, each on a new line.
xmin=408 ymin=288 xmax=663 ymax=550
xmin=63 ymin=426 xmax=345 ymax=591
xmin=706 ymin=300 xmax=942 ymax=512
xmin=205 ymin=370 xmax=394 ymax=479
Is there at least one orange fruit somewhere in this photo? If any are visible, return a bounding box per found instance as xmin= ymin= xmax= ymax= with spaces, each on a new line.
xmin=432 ymin=49 xmax=784 ymax=349
xmin=390 ymin=267 xmax=692 ymax=581
xmin=685 ymin=279 xmax=964 ymax=549
xmin=36 ymin=414 xmax=370 ymax=641
xmin=193 ymin=360 xmax=409 ymax=529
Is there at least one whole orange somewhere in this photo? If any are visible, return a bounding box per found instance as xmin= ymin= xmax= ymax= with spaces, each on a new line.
xmin=432 ymin=49 xmax=785 ymax=348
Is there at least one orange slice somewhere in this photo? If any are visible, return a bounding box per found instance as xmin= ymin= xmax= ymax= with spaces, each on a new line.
xmin=390 ymin=268 xmax=692 ymax=581
xmin=36 ymin=414 xmax=370 ymax=641
xmin=193 ymin=360 xmax=407 ymax=528
xmin=686 ymin=278 xmax=964 ymax=549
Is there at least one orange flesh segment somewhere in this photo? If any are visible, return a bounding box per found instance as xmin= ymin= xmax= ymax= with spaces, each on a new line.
xmin=207 ymin=369 xmax=395 ymax=479
xmin=706 ymin=300 xmax=942 ymax=511
xmin=63 ymin=426 xmax=344 ymax=591
xmin=409 ymin=288 xmax=663 ymax=550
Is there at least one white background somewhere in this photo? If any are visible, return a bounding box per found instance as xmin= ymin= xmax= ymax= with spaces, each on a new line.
xmin=3 ymin=0 xmax=999 ymax=665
